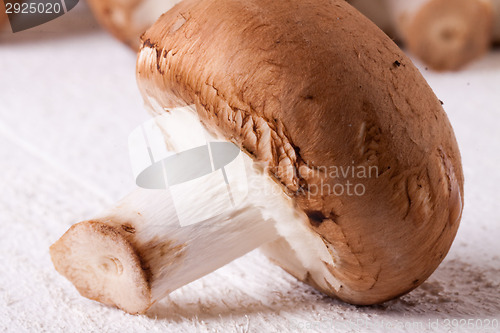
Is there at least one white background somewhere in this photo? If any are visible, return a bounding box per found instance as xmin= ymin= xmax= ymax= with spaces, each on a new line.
xmin=0 ymin=2 xmax=499 ymax=332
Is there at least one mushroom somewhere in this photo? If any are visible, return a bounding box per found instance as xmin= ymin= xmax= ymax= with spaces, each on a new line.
xmin=385 ymin=0 xmax=493 ymax=71
xmin=349 ymin=0 xmax=494 ymax=70
xmin=86 ymin=0 xmax=182 ymax=49
xmin=51 ymin=0 xmax=464 ymax=314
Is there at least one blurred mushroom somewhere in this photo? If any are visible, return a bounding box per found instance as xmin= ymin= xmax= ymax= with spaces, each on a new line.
xmin=349 ymin=0 xmax=495 ymax=70
xmin=51 ymin=0 xmax=464 ymax=314
xmin=386 ymin=0 xmax=493 ymax=70
xmin=86 ymin=0 xmax=182 ymax=49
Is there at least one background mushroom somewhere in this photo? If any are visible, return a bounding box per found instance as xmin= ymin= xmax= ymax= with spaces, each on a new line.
xmin=51 ymin=0 xmax=464 ymax=314
xmin=350 ymin=0 xmax=494 ymax=71
xmin=0 ymin=1 xmax=8 ymax=27
xmin=86 ymin=0 xmax=181 ymax=49
xmin=388 ymin=0 xmax=493 ymax=71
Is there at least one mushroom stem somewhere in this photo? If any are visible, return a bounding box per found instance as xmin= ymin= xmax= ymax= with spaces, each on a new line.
xmin=50 ymin=162 xmax=294 ymax=313
xmin=109 ymin=188 xmax=280 ymax=294
xmin=53 ymin=183 xmax=281 ymax=311
xmin=50 ymin=105 xmax=314 ymax=314
xmin=386 ymin=0 xmax=494 ymax=70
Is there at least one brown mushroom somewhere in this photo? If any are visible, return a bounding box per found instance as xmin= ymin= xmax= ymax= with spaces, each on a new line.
xmin=86 ymin=0 xmax=181 ymax=49
xmin=51 ymin=0 xmax=464 ymax=314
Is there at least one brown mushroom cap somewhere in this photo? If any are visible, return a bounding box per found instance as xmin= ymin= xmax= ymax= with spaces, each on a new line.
xmin=137 ymin=0 xmax=464 ymax=305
